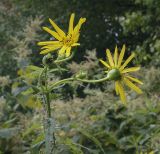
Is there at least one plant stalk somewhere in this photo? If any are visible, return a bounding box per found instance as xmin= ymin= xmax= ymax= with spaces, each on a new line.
xmin=39 ymin=66 xmax=56 ymax=154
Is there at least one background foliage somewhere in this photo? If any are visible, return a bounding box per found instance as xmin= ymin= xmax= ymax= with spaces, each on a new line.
xmin=0 ymin=0 xmax=160 ymax=154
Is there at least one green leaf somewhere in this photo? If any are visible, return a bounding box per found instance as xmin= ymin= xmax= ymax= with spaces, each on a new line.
xmin=32 ymin=133 xmax=45 ymax=145
xmin=64 ymin=138 xmax=84 ymax=154
xmin=78 ymin=128 xmax=105 ymax=154
xmin=22 ymin=123 xmax=41 ymax=138
xmin=31 ymin=140 xmax=45 ymax=154
xmin=27 ymin=65 xmax=43 ymax=71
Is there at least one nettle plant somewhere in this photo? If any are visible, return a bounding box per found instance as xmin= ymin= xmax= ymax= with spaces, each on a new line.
xmin=28 ymin=13 xmax=143 ymax=153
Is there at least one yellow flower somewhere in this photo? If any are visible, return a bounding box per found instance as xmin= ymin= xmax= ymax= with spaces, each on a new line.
xmin=100 ymin=45 xmax=143 ymax=103
xmin=38 ymin=13 xmax=86 ymax=57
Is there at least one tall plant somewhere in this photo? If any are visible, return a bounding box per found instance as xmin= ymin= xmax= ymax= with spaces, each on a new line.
xmin=28 ymin=13 xmax=143 ymax=154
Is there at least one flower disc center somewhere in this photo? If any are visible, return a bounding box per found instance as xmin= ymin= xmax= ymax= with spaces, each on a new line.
xmin=63 ymin=35 xmax=73 ymax=47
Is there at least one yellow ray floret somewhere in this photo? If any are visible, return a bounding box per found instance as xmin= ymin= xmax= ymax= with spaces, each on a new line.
xmin=124 ymin=78 xmax=143 ymax=94
xmin=42 ymin=27 xmax=62 ymax=41
xmin=99 ymin=59 xmax=110 ymax=69
xmin=100 ymin=45 xmax=143 ymax=103
xmin=117 ymin=81 xmax=126 ymax=103
xmin=117 ymin=44 xmax=125 ymax=67
xmin=106 ymin=49 xmax=114 ymax=67
xmin=38 ymin=13 xmax=86 ymax=57
xmin=120 ymin=53 xmax=135 ymax=71
xmin=114 ymin=46 xmax=118 ymax=66
xmin=125 ymin=75 xmax=143 ymax=85
xmin=49 ymin=18 xmax=66 ymax=38
xmin=68 ymin=13 xmax=75 ymax=34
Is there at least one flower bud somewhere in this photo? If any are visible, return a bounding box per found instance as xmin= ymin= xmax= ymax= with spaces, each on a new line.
xmin=42 ymin=53 xmax=53 ymax=66
xmin=107 ymin=69 xmax=121 ymax=81
xmin=75 ymin=70 xmax=87 ymax=79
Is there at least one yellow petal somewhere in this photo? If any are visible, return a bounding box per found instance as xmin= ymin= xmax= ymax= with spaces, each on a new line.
xmin=124 ymin=78 xmax=143 ymax=94
xmin=114 ymin=45 xmax=118 ymax=67
xmin=41 ymin=44 xmax=62 ymax=49
xmin=40 ymin=45 xmax=61 ymax=54
xmin=106 ymin=49 xmax=114 ymax=67
xmin=72 ymin=43 xmax=80 ymax=46
xmin=122 ymin=67 xmax=140 ymax=73
xmin=38 ymin=41 xmax=60 ymax=46
xmin=41 ymin=46 xmax=48 ymax=49
xmin=73 ymin=33 xmax=80 ymax=43
xmin=120 ymin=53 xmax=135 ymax=71
xmin=118 ymin=44 xmax=126 ymax=67
xmin=73 ymin=17 xmax=86 ymax=35
xmin=42 ymin=27 xmax=62 ymax=41
xmin=115 ymin=81 xmax=119 ymax=95
xmin=66 ymin=47 xmax=72 ymax=57
xmin=68 ymin=13 xmax=75 ymax=34
xmin=117 ymin=81 xmax=126 ymax=103
xmin=99 ymin=59 xmax=110 ymax=69
xmin=58 ymin=46 xmax=67 ymax=56
xmin=49 ymin=18 xmax=66 ymax=37
xmin=125 ymin=75 xmax=143 ymax=85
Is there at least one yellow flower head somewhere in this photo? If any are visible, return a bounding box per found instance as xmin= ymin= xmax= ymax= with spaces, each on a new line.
xmin=38 ymin=13 xmax=86 ymax=57
xmin=100 ymin=45 xmax=143 ymax=103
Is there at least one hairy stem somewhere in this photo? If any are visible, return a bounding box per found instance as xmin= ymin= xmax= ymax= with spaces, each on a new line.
xmin=46 ymin=92 xmax=51 ymax=118
xmin=39 ymin=66 xmax=55 ymax=154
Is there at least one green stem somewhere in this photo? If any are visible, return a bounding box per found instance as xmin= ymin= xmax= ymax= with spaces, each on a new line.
xmin=49 ymin=76 xmax=109 ymax=92
xmin=49 ymin=68 xmax=68 ymax=73
xmin=43 ymin=67 xmax=52 ymax=118
xmin=38 ymin=66 xmax=47 ymax=91
xmin=39 ymin=66 xmax=55 ymax=154
xmin=38 ymin=66 xmax=52 ymax=118
xmin=76 ymin=76 xmax=109 ymax=83
xmin=49 ymin=77 xmax=74 ymax=92
xmin=46 ymin=92 xmax=51 ymax=117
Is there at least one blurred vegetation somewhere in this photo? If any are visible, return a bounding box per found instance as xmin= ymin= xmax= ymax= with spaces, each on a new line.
xmin=0 ymin=0 xmax=160 ymax=154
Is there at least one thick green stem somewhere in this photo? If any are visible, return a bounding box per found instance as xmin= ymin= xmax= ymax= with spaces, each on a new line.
xmin=46 ymin=92 xmax=51 ymax=118
xmin=44 ymin=118 xmax=55 ymax=154
xmin=39 ymin=66 xmax=55 ymax=154
xmin=44 ymin=66 xmax=52 ymax=118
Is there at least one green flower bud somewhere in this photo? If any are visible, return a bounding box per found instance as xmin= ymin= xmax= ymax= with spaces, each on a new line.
xmin=107 ymin=69 xmax=121 ymax=81
xmin=75 ymin=70 xmax=87 ymax=79
xmin=42 ymin=53 xmax=53 ymax=66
